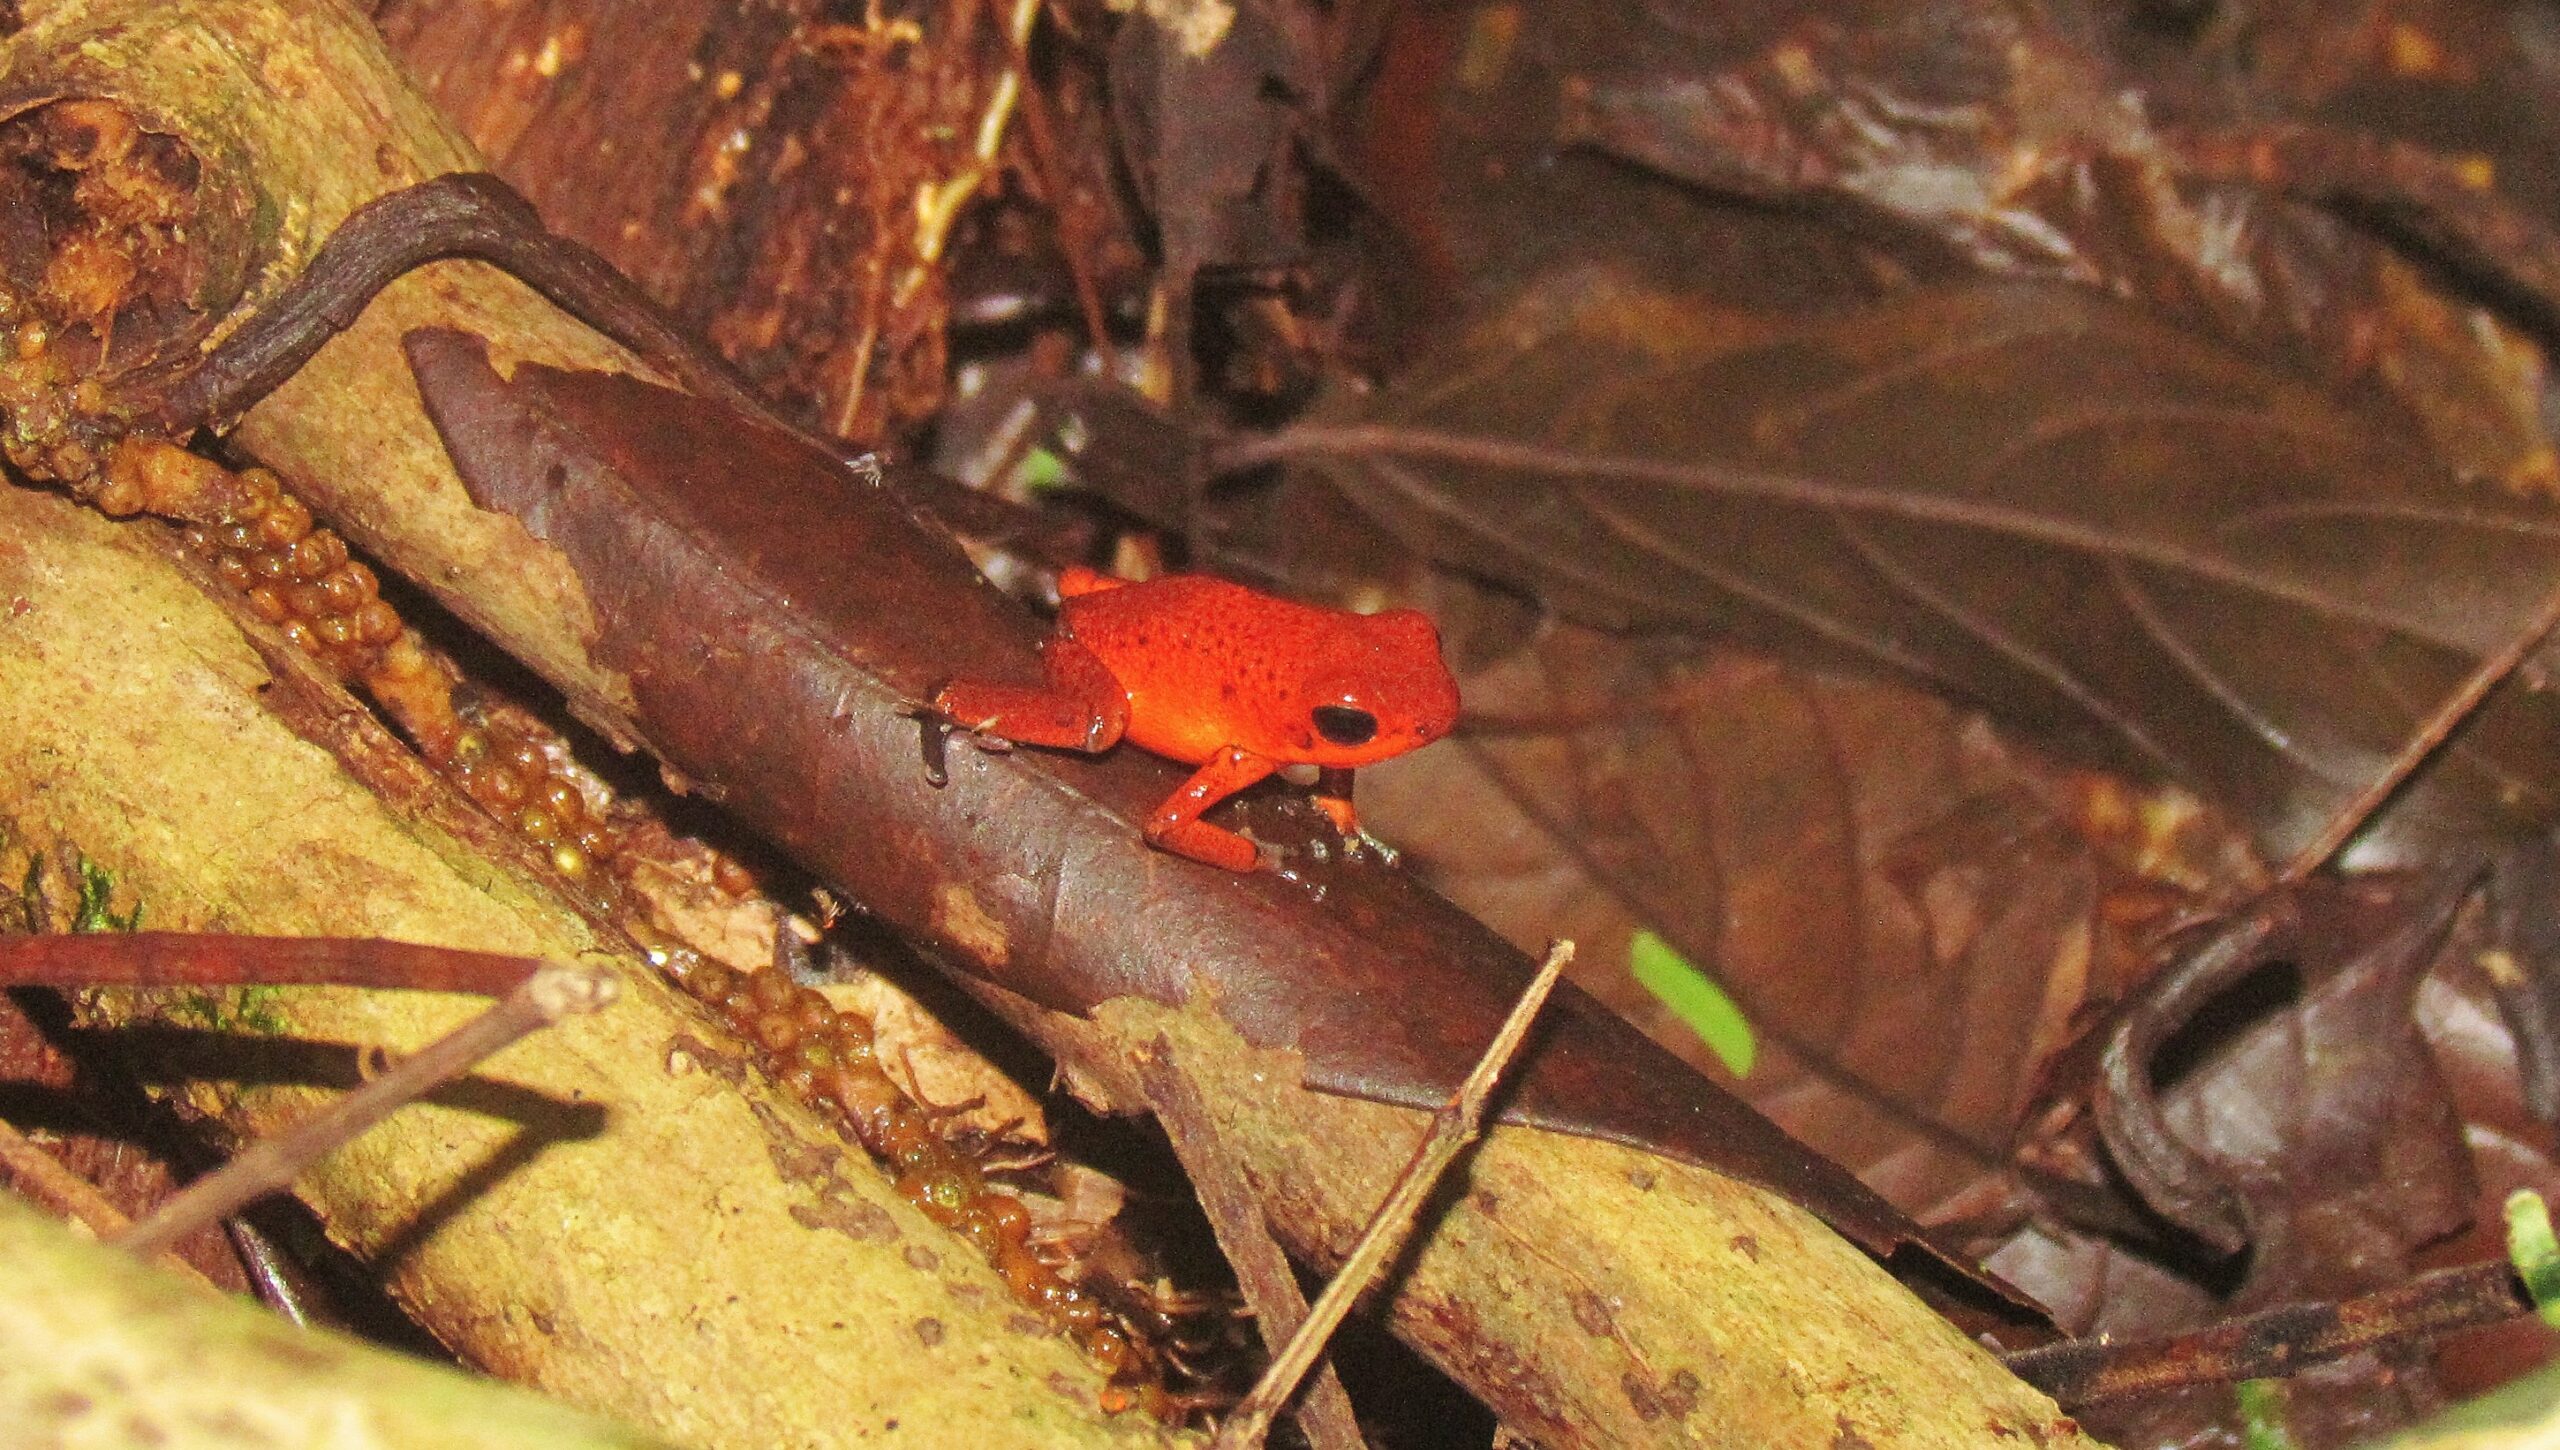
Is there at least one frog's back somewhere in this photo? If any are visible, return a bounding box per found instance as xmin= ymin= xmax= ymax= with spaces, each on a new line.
xmin=1060 ymin=574 xmax=1341 ymax=763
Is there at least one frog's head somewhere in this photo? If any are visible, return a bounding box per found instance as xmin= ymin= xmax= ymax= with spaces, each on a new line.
xmin=1294 ymin=608 xmax=1462 ymax=767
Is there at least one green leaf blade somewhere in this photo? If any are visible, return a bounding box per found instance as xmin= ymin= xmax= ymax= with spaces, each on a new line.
xmin=1628 ymin=930 xmax=1755 ymax=1078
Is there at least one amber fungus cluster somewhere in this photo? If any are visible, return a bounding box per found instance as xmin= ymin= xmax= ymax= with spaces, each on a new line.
xmin=166 ymin=459 xmax=655 ymax=892
xmin=667 ymin=950 xmax=1176 ymax=1418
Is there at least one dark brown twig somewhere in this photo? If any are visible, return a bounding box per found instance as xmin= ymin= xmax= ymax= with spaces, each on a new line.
xmin=0 ymin=1118 xmax=218 ymax=1288
xmin=1213 ymin=941 xmax=1574 ymax=1450
xmin=1138 ymin=1038 xmax=1367 ymax=1450
xmin=0 ymin=932 xmax=553 ymax=994
xmin=2003 ymin=1259 xmax=2531 ymax=1406
xmin=131 ymin=173 xmax=1030 ymax=564
xmin=114 ymin=960 xmax=617 ymax=1260
xmin=2278 ymin=576 xmax=2560 ymax=884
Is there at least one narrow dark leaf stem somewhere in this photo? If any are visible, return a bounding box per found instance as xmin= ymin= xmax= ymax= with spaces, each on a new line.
xmin=133 ymin=174 xmax=772 ymax=438
xmin=114 ymin=962 xmax=617 ymax=1261
xmin=1212 ymin=942 xmax=1574 ymax=1450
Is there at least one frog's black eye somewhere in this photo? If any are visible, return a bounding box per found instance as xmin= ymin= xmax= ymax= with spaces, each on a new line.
xmin=1312 ymin=705 xmax=1378 ymax=747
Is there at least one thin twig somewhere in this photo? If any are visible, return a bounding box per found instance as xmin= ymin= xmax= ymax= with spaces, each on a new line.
xmin=115 ymin=962 xmax=618 ymax=1260
xmin=1138 ymin=1038 xmax=1367 ymax=1450
xmin=1213 ymin=942 xmax=1574 ymax=1449
xmin=2280 ymin=575 xmax=2560 ymax=883
xmin=2003 ymin=1259 xmax=2530 ymax=1405
xmin=0 ymin=1118 xmax=217 ymax=1288
xmin=0 ymin=1116 xmax=129 ymax=1237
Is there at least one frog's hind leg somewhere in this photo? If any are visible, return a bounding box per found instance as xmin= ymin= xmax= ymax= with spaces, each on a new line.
xmin=1146 ymin=748 xmax=1278 ymax=872
xmin=934 ymin=635 xmax=1130 ymax=753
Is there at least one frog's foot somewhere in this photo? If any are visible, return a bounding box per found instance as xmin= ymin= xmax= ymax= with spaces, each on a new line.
xmin=930 ymin=640 xmax=1128 ymax=756
xmin=1310 ymin=775 xmax=1399 ymax=865
xmin=1145 ymin=749 xmax=1280 ymax=872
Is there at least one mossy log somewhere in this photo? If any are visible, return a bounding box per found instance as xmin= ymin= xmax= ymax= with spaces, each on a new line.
xmin=0 ymin=2 xmax=2099 ymax=1446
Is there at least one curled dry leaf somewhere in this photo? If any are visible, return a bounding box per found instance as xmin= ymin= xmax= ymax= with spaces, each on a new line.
xmin=1989 ymin=873 xmax=2560 ymax=1448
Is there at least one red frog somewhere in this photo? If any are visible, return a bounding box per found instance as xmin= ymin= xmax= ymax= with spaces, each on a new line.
xmin=932 ymin=567 xmax=1462 ymax=871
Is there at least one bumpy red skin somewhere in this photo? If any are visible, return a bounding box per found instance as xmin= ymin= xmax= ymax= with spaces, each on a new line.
xmin=933 ymin=568 xmax=1462 ymax=871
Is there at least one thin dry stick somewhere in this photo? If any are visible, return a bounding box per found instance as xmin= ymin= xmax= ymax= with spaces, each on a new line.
xmin=0 ymin=1118 xmax=217 ymax=1288
xmin=1213 ymin=941 xmax=1575 ymax=1450
xmin=2003 ymin=1258 xmax=2529 ymax=1405
xmin=1136 ymin=1040 xmax=1368 ymax=1450
xmin=115 ymin=961 xmax=618 ymax=1260
xmin=2281 ymin=575 xmax=2560 ymax=884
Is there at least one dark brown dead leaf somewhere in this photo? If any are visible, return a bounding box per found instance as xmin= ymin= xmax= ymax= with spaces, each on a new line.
xmin=1286 ymin=270 xmax=2560 ymax=870
xmin=396 ymin=324 xmax=2025 ymax=1315
xmin=1549 ymin=0 xmax=2560 ymax=493
xmin=1358 ymin=580 xmax=2265 ymax=1232
xmin=1108 ymin=0 xmax=1333 ymax=281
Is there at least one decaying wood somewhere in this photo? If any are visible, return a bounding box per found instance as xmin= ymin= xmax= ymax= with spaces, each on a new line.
xmin=0 ymin=2 xmax=2097 ymax=1446
xmin=0 ymin=1192 xmax=677 ymax=1449
xmin=0 ymin=481 xmax=1168 ymax=1447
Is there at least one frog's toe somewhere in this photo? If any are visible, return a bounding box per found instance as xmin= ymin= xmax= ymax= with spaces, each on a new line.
xmin=1340 ymin=826 xmax=1401 ymax=867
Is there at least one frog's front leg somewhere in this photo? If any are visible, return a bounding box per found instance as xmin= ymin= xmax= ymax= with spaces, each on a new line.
xmin=1146 ymin=748 xmax=1279 ymax=872
xmin=1312 ymin=766 xmax=1398 ymax=864
xmin=933 ymin=635 xmax=1129 ymax=753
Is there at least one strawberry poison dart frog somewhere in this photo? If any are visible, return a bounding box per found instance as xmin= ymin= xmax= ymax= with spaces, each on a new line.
xmin=933 ymin=567 xmax=1462 ymax=871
